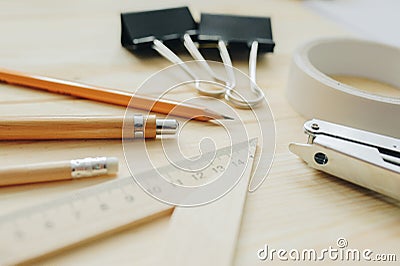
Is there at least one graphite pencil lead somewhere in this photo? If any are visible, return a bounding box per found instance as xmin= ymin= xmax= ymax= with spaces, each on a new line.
xmin=222 ymin=115 xmax=234 ymax=120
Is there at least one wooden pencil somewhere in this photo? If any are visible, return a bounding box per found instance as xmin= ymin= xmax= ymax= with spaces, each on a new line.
xmin=0 ymin=68 xmax=232 ymax=121
xmin=0 ymin=156 xmax=119 ymax=186
xmin=0 ymin=115 xmax=178 ymax=140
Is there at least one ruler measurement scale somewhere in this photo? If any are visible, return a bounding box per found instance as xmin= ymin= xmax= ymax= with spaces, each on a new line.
xmin=1 ymin=178 xmax=140 ymax=234
xmin=0 ymin=177 xmax=170 ymax=265
xmin=166 ymin=154 xmax=232 ymax=186
xmin=0 ymin=140 xmax=255 ymax=265
xmin=153 ymin=142 xmax=247 ymax=187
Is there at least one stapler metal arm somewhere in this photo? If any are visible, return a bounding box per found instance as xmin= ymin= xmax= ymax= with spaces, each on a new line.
xmin=289 ymin=119 xmax=400 ymax=201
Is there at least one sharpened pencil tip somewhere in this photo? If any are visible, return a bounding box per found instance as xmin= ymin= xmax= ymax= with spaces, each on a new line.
xmin=202 ymin=109 xmax=234 ymax=121
xmin=222 ymin=115 xmax=234 ymax=120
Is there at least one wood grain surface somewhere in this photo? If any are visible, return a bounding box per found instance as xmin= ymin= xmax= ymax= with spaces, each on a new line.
xmin=0 ymin=0 xmax=399 ymax=265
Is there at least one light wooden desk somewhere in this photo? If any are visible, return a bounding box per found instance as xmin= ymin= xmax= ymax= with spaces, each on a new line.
xmin=0 ymin=1 xmax=399 ymax=265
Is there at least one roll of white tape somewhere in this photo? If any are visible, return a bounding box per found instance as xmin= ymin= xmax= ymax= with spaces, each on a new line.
xmin=286 ymin=38 xmax=400 ymax=137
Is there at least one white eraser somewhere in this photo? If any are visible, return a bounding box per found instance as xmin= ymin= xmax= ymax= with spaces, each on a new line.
xmin=106 ymin=157 xmax=119 ymax=174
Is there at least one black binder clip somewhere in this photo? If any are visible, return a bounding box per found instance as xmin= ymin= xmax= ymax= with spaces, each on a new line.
xmin=120 ymin=6 xmax=197 ymax=53
xmin=121 ymin=9 xmax=275 ymax=109
xmin=197 ymin=13 xmax=274 ymax=53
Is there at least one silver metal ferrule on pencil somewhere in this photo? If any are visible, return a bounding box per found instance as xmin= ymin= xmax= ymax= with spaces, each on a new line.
xmin=156 ymin=118 xmax=179 ymax=134
xmin=133 ymin=114 xmax=179 ymax=138
xmin=70 ymin=157 xmax=118 ymax=178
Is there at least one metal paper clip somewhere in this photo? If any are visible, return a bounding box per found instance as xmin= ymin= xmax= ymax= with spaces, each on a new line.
xmin=289 ymin=119 xmax=400 ymax=201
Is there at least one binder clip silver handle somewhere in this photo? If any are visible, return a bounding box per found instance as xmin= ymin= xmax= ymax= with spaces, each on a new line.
xmin=152 ymin=34 xmax=265 ymax=109
xmin=184 ymin=34 xmax=265 ymax=109
xmin=152 ymin=39 xmax=227 ymax=97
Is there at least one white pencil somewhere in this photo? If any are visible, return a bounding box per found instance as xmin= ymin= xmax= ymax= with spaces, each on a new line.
xmin=0 ymin=157 xmax=119 ymax=186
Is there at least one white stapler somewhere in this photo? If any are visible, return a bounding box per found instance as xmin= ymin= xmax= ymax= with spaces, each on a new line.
xmin=289 ymin=119 xmax=400 ymax=201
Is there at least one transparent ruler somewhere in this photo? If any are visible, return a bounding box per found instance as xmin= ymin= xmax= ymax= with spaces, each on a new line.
xmin=0 ymin=139 xmax=256 ymax=265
